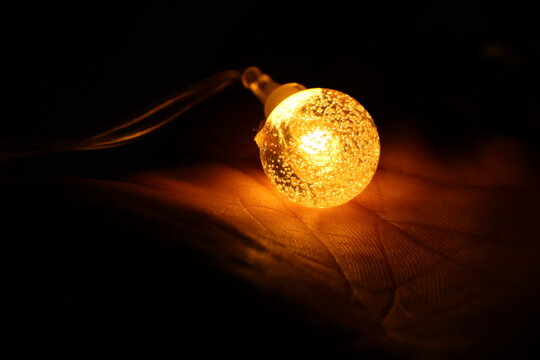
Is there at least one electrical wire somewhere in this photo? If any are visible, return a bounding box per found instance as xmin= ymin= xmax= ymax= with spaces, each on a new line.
xmin=0 ymin=69 xmax=242 ymax=160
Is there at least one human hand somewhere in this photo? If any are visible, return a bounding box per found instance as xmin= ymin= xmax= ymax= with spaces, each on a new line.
xmin=76 ymin=122 xmax=539 ymax=358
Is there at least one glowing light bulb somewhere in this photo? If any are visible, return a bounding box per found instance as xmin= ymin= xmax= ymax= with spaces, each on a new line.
xmin=244 ymin=67 xmax=380 ymax=208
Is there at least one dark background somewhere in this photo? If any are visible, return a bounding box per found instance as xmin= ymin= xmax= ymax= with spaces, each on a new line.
xmin=2 ymin=1 xmax=538 ymax=358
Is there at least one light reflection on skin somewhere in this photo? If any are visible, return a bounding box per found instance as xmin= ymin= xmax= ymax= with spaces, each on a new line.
xmin=68 ymin=132 xmax=539 ymax=359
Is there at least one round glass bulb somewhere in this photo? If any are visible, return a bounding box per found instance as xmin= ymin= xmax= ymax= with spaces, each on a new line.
xmin=255 ymin=88 xmax=380 ymax=208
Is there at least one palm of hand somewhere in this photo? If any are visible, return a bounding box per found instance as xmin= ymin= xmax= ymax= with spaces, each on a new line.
xmin=82 ymin=130 xmax=538 ymax=358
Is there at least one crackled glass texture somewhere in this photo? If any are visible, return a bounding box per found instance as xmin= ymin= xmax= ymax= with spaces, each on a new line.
xmin=255 ymin=88 xmax=380 ymax=208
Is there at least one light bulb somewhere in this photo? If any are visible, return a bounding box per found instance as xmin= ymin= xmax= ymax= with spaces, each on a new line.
xmin=243 ymin=67 xmax=380 ymax=209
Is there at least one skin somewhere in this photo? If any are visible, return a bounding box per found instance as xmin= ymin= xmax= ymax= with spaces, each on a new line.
xmin=66 ymin=123 xmax=539 ymax=358
xmin=4 ymin=97 xmax=534 ymax=357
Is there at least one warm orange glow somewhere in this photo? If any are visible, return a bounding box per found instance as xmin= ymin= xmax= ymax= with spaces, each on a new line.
xmin=255 ymin=88 xmax=380 ymax=208
xmin=244 ymin=67 xmax=380 ymax=208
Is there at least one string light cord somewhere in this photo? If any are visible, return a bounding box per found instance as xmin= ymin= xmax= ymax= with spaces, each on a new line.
xmin=0 ymin=69 xmax=242 ymax=160
xmin=2 ymin=66 xmax=380 ymax=208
